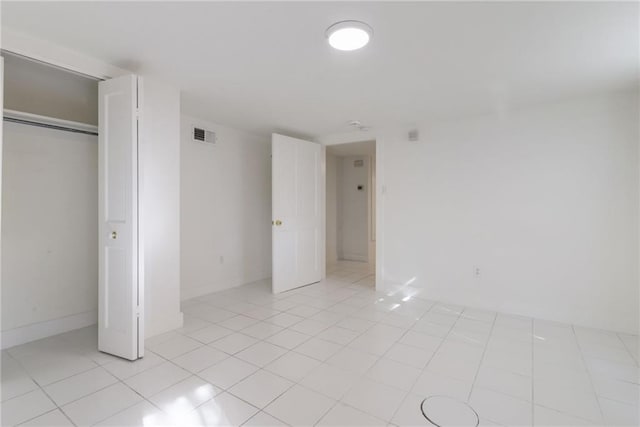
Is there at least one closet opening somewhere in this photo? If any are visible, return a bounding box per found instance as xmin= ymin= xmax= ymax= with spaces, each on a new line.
xmin=1 ymin=50 xmax=100 ymax=349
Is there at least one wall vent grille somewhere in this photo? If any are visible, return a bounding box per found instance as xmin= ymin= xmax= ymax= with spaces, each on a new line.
xmin=193 ymin=126 xmax=216 ymax=144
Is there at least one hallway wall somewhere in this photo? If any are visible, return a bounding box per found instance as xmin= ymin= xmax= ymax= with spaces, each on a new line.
xmin=338 ymin=156 xmax=370 ymax=262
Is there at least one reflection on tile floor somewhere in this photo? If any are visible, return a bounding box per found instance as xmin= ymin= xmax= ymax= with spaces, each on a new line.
xmin=2 ymin=264 xmax=638 ymax=426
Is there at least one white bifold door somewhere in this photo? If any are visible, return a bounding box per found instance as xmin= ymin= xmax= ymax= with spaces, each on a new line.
xmin=98 ymin=75 xmax=142 ymax=360
xmin=272 ymin=134 xmax=323 ymax=293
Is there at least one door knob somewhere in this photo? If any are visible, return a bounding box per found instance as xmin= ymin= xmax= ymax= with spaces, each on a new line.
xmin=111 ymin=231 xmax=117 ymax=239
xmin=275 ymin=220 xmax=282 ymax=226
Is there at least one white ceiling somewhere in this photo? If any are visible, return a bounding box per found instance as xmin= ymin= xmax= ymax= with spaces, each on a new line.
xmin=2 ymin=1 xmax=638 ymax=138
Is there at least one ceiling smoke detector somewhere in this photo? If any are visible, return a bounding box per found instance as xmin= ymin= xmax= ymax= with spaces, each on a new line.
xmin=348 ymin=120 xmax=370 ymax=132
xmin=326 ymin=20 xmax=373 ymax=51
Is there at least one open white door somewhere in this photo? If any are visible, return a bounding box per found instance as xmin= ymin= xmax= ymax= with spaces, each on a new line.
xmin=98 ymin=75 xmax=141 ymax=360
xmin=272 ymin=134 xmax=323 ymax=293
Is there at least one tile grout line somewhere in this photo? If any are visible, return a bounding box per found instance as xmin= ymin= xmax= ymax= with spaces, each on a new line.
xmin=3 ymin=349 xmax=80 ymax=426
xmin=86 ymin=335 xmax=294 ymax=427
xmin=278 ymin=284 xmax=435 ymax=424
xmin=17 ymin=408 xmax=76 ymax=427
xmin=324 ymin=309 xmax=418 ymax=424
xmin=571 ymin=324 xmax=606 ymax=424
xmin=465 ymin=310 xmax=498 ymax=404
xmin=311 ymin=393 xmax=342 ymax=427
xmin=534 ymin=324 xmax=630 ymax=424
xmin=615 ymin=332 xmax=640 ymax=368
xmin=13 ymin=322 xmax=293 ymax=427
xmin=57 ymin=345 xmax=215 ymax=426
xmin=386 ymin=301 xmax=459 ymax=424
xmin=226 ymin=273 xmax=377 ymax=425
xmin=4 ymin=381 xmax=66 ymax=425
xmin=531 ymin=317 xmax=535 ymax=427
xmin=65 ymin=348 xmax=179 ymax=426
xmin=240 ymin=409 xmax=289 ymax=427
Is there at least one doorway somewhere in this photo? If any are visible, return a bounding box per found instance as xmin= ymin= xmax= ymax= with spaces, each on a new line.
xmin=325 ymin=140 xmax=376 ymax=287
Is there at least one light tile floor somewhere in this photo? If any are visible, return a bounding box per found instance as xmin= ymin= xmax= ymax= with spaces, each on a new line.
xmin=2 ymin=264 xmax=638 ymax=426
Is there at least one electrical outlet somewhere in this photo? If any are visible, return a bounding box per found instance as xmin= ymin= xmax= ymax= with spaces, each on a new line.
xmin=474 ymin=266 xmax=481 ymax=278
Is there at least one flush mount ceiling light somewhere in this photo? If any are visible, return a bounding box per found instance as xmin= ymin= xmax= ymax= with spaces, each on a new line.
xmin=326 ymin=20 xmax=373 ymax=51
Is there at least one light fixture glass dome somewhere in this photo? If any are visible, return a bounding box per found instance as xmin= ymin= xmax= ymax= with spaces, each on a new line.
xmin=326 ymin=21 xmax=373 ymax=51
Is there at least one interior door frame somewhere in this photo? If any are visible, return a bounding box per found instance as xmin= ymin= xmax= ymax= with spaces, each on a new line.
xmin=1 ymin=39 xmax=144 ymax=354
xmin=321 ymin=134 xmax=383 ymax=291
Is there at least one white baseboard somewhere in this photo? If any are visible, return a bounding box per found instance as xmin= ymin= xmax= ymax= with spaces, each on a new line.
xmin=1 ymin=310 xmax=98 ymax=350
xmin=181 ymin=276 xmax=272 ymax=301
xmin=341 ymin=253 xmax=368 ymax=263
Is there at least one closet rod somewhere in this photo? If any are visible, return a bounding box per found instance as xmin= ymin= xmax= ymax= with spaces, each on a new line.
xmin=3 ymin=116 xmax=98 ymax=136
xmin=3 ymin=109 xmax=98 ymax=136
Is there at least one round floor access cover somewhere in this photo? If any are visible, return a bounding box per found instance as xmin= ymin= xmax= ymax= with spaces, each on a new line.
xmin=420 ymin=396 xmax=480 ymax=427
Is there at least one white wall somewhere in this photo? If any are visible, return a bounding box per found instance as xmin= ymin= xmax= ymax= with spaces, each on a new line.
xmin=140 ymin=77 xmax=183 ymax=338
xmin=2 ymin=122 xmax=98 ymax=347
xmin=338 ymin=156 xmax=370 ymax=262
xmin=380 ymin=92 xmax=639 ymax=333
xmin=181 ymin=116 xmax=272 ymax=300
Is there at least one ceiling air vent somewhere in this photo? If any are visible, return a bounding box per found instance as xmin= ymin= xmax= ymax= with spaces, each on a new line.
xmin=193 ymin=126 xmax=216 ymax=144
